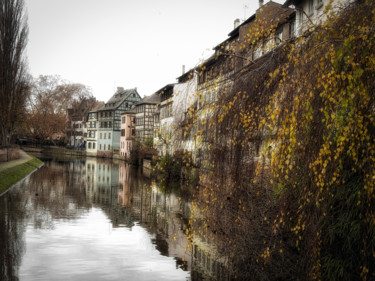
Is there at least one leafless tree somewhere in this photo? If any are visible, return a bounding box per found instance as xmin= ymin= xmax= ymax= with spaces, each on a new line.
xmin=26 ymin=75 xmax=94 ymax=143
xmin=0 ymin=0 xmax=29 ymax=145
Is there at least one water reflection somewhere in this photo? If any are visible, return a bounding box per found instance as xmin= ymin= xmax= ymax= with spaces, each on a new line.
xmin=0 ymin=157 xmax=199 ymax=281
xmin=86 ymin=159 xmax=193 ymax=271
xmin=0 ymin=191 xmax=26 ymax=281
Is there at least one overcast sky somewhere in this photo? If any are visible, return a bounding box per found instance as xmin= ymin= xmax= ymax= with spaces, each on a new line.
xmin=25 ymin=0 xmax=284 ymax=102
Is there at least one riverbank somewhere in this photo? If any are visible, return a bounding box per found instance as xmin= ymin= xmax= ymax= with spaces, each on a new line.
xmin=0 ymin=150 xmax=43 ymax=196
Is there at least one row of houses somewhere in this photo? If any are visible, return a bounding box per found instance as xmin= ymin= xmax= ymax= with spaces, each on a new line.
xmin=66 ymin=0 xmax=350 ymax=164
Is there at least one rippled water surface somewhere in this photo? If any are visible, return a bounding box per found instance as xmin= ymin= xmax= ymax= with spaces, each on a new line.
xmin=0 ymin=157 xmax=194 ymax=281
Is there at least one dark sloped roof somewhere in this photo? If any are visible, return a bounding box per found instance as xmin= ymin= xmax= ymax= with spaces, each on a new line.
xmin=176 ymin=68 xmax=196 ymax=83
xmin=99 ymin=88 xmax=139 ymax=111
xmin=137 ymin=92 xmax=161 ymax=105
xmin=90 ymin=101 xmax=105 ymax=112
xmin=283 ymin=0 xmax=303 ymax=7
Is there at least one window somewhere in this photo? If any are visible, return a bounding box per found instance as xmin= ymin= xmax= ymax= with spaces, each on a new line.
xmin=88 ymin=142 xmax=92 ymax=149
xmin=93 ymin=143 xmax=96 ymax=149
xmin=308 ymin=0 xmax=314 ymax=15
xmin=104 ymin=144 xmax=106 ymax=150
xmin=297 ymin=9 xmax=304 ymax=31
xmin=108 ymin=144 xmax=111 ymax=150
xmin=108 ymin=133 xmax=111 ymax=139
xmin=121 ymin=129 xmax=125 ymax=136
xmin=99 ymin=144 xmax=102 ymax=150
xmin=290 ymin=20 xmax=295 ymax=38
xmin=104 ymin=133 xmax=106 ymax=139
xmin=122 ymin=117 xmax=125 ymax=123
xmin=100 ymin=133 xmax=102 ymax=139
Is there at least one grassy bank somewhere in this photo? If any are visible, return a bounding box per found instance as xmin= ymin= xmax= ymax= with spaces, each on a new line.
xmin=0 ymin=155 xmax=43 ymax=195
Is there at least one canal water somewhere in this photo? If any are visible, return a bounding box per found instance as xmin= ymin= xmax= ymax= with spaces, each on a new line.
xmin=0 ymin=156 xmax=201 ymax=281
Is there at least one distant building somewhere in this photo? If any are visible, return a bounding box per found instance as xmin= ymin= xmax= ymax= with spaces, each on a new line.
xmin=86 ymin=101 xmax=105 ymax=156
xmin=135 ymin=93 xmax=160 ymax=143
xmin=154 ymin=84 xmax=175 ymax=156
xmin=96 ymin=87 xmax=142 ymax=158
xmin=66 ymin=97 xmax=97 ymax=148
xmin=120 ymin=109 xmax=136 ymax=160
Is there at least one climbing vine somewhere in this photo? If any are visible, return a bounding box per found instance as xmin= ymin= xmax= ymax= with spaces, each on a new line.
xmin=185 ymin=1 xmax=375 ymax=280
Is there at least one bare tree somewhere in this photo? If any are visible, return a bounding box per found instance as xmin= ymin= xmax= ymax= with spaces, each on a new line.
xmin=26 ymin=75 xmax=94 ymax=144
xmin=0 ymin=0 xmax=29 ymax=145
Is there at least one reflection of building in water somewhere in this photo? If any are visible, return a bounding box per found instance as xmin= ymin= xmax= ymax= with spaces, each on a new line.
xmin=151 ymin=185 xmax=192 ymax=270
xmin=88 ymin=158 xmax=223 ymax=278
xmin=85 ymin=158 xmax=134 ymax=228
xmin=94 ymin=159 xmax=118 ymax=206
xmin=191 ymin=237 xmax=229 ymax=281
xmin=85 ymin=158 xmax=97 ymax=202
xmin=68 ymin=159 xmax=86 ymax=187
xmin=128 ymin=177 xmax=193 ymax=271
xmin=118 ymin=161 xmax=133 ymax=208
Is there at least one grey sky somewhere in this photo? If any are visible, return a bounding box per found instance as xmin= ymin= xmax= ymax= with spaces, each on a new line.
xmin=25 ymin=0 xmax=284 ymax=101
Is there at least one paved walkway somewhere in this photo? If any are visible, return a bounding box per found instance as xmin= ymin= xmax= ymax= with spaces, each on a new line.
xmin=0 ymin=149 xmax=32 ymax=172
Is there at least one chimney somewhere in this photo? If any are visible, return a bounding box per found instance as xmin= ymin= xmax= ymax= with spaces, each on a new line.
xmin=117 ymin=87 xmax=124 ymax=93
xmin=259 ymin=0 xmax=264 ymax=8
xmin=182 ymin=65 xmax=185 ymax=75
xmin=234 ymin=18 xmax=240 ymax=29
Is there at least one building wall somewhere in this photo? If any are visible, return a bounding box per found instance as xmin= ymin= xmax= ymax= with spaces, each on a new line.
xmin=87 ymin=112 xmax=98 ymax=156
xmin=173 ymin=73 xmax=198 ymax=125
xmin=136 ymin=104 xmax=157 ymax=143
xmin=295 ymin=0 xmax=350 ymax=35
xmin=120 ymin=114 xmax=135 ymax=160
xmin=97 ymin=129 xmax=114 ymax=157
xmin=69 ymin=120 xmax=87 ymax=147
xmin=155 ymin=73 xmax=198 ymax=156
